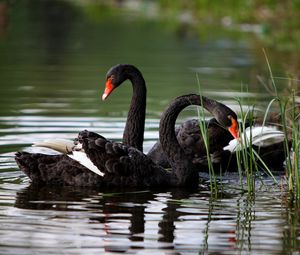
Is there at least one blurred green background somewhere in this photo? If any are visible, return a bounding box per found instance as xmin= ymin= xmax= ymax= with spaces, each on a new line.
xmin=0 ymin=0 xmax=299 ymax=120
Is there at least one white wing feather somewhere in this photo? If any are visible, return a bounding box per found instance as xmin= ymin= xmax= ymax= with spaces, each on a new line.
xmin=224 ymin=126 xmax=285 ymax=152
xmin=33 ymin=139 xmax=104 ymax=177
xmin=68 ymin=151 xmax=104 ymax=177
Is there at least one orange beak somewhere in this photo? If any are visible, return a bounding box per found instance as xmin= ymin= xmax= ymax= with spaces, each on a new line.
xmin=102 ymin=78 xmax=115 ymax=100
xmin=228 ymin=118 xmax=239 ymax=140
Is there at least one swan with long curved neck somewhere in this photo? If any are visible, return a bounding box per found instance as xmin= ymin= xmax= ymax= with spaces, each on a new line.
xmin=103 ymin=64 xmax=146 ymax=151
xmin=101 ymin=65 xmax=287 ymax=171
xmin=15 ymin=94 xmax=230 ymax=187
xmin=102 ymin=64 xmax=239 ymax=165
xmin=159 ymin=95 xmax=240 ymax=182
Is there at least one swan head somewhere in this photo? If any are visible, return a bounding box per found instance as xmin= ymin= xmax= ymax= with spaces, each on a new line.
xmin=214 ymin=109 xmax=239 ymax=140
xmin=102 ymin=64 xmax=142 ymax=100
xmin=201 ymin=96 xmax=239 ymax=140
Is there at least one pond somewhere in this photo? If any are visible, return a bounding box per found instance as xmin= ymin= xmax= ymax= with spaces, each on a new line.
xmin=0 ymin=1 xmax=299 ymax=254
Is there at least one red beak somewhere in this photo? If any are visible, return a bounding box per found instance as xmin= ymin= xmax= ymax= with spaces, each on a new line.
xmin=228 ymin=118 xmax=239 ymax=140
xmin=102 ymin=78 xmax=115 ymax=100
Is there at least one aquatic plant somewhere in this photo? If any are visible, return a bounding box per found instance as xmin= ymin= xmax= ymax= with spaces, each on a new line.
xmin=196 ymin=75 xmax=217 ymax=194
xmin=228 ymin=50 xmax=300 ymax=195
xmin=278 ymin=90 xmax=300 ymax=198
xmin=195 ymin=50 xmax=300 ymax=196
xmin=234 ymin=96 xmax=278 ymax=194
xmin=263 ymin=49 xmax=300 ymax=198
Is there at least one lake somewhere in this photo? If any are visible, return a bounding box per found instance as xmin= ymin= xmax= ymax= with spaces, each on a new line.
xmin=0 ymin=1 xmax=299 ymax=254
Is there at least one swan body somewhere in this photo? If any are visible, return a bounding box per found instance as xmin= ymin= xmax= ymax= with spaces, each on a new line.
xmin=15 ymin=94 xmax=222 ymax=187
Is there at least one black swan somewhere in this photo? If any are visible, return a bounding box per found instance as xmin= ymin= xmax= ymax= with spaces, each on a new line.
xmin=16 ymin=94 xmax=214 ymax=187
xmin=101 ymin=64 xmax=287 ymax=171
xmin=101 ymin=64 xmax=239 ymax=164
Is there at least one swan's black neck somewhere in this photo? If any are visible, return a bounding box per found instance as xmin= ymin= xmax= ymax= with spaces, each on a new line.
xmin=159 ymin=94 xmax=218 ymax=186
xmin=122 ymin=67 xmax=146 ymax=152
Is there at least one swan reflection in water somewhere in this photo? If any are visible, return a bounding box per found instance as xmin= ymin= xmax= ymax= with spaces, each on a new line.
xmin=14 ymin=182 xmax=290 ymax=254
xmin=14 ymin=183 xmax=243 ymax=253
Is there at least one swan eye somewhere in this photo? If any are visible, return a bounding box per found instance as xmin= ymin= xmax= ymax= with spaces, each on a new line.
xmin=227 ymin=115 xmax=233 ymax=126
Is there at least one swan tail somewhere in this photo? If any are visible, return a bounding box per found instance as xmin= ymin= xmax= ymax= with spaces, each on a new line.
xmin=15 ymin=151 xmax=104 ymax=185
xmin=15 ymin=152 xmax=65 ymax=183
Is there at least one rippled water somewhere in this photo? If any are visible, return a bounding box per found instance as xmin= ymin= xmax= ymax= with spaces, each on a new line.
xmin=0 ymin=1 xmax=299 ymax=254
xmin=0 ymin=179 xmax=296 ymax=255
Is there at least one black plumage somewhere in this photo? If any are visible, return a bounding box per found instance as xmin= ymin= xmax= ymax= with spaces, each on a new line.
xmin=16 ymin=94 xmax=208 ymax=187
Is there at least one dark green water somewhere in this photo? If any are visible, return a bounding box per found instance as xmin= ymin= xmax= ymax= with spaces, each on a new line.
xmin=0 ymin=1 xmax=299 ymax=254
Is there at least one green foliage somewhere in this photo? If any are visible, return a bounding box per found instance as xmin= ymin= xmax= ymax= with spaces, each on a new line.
xmin=158 ymin=0 xmax=300 ymax=50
